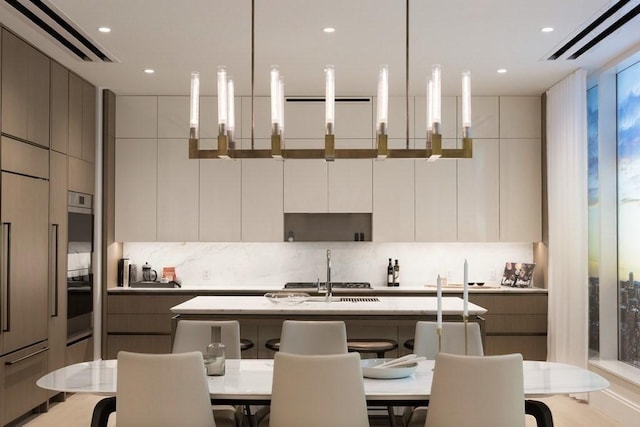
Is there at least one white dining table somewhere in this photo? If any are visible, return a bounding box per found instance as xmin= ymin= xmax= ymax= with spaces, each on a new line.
xmin=37 ymin=358 xmax=609 ymax=403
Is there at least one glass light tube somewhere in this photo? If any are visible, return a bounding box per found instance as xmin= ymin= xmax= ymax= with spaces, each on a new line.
xmin=432 ymin=64 xmax=441 ymax=127
xmin=189 ymin=72 xmax=200 ymax=139
xmin=325 ymin=65 xmax=335 ymax=134
xmin=279 ymin=77 xmax=285 ymax=135
xmin=426 ymin=79 xmax=433 ymax=133
xmin=270 ymin=66 xmax=281 ymax=129
xmin=376 ymin=65 xmax=389 ymax=134
xmin=227 ymin=78 xmax=235 ymax=136
xmin=217 ymin=66 xmax=228 ymax=130
xmin=461 ymin=70 xmax=472 ymax=129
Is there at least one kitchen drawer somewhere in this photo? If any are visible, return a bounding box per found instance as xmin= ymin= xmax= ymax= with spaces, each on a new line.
xmin=1 ymin=343 xmax=49 ymax=425
xmin=470 ymin=294 xmax=548 ymax=314
xmin=107 ymin=294 xmax=193 ymax=313
xmin=66 ymin=336 xmax=94 ymax=365
xmin=483 ymin=314 xmax=547 ymax=334
xmin=106 ymin=334 xmax=172 ymax=359
xmin=108 ymin=314 xmax=174 ymax=333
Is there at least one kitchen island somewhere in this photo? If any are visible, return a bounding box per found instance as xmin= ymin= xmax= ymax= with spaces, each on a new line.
xmin=105 ymin=287 xmax=547 ymax=360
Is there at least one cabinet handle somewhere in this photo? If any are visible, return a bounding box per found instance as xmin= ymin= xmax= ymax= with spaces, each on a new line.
xmin=50 ymin=224 xmax=59 ymax=317
xmin=4 ymin=346 xmax=49 ymax=366
xmin=1 ymin=222 xmax=11 ymax=333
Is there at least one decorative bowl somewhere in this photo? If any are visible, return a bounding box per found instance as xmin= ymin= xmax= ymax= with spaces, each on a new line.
xmin=264 ymin=292 xmax=310 ymax=305
xmin=360 ymin=358 xmax=418 ymax=379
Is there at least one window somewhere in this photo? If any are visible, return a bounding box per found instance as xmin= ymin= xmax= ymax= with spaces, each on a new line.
xmin=588 ymin=85 xmax=599 ymax=356
xmin=617 ymin=60 xmax=640 ymax=367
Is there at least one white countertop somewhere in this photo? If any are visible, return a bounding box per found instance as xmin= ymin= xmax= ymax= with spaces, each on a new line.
xmin=170 ymin=295 xmax=488 ymax=316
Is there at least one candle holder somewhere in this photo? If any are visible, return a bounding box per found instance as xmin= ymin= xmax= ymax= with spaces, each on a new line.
xmin=462 ymin=314 xmax=469 ymax=355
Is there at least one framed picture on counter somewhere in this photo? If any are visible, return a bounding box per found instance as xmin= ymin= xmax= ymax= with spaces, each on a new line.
xmin=501 ymin=262 xmax=535 ymax=287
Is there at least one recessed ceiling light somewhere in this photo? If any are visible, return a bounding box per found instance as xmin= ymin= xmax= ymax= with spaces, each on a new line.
xmin=98 ymin=27 xmax=111 ymax=33
xmin=323 ymin=27 xmax=336 ymax=33
xmin=497 ymin=68 xmax=507 ymax=74
xmin=541 ymin=27 xmax=554 ymax=33
xmin=144 ymin=69 xmax=155 ymax=74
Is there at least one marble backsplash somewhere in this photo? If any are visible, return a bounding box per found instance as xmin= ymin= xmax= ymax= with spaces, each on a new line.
xmin=123 ymin=242 xmax=534 ymax=288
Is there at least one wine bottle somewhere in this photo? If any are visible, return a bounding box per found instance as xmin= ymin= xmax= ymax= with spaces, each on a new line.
xmin=387 ymin=258 xmax=393 ymax=287
xmin=393 ymin=259 xmax=400 ymax=287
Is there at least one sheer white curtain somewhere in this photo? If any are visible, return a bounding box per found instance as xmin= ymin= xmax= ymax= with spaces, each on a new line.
xmin=546 ymin=69 xmax=588 ymax=368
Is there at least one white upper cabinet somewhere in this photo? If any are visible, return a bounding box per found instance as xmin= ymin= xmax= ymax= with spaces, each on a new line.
xmin=158 ymin=96 xmax=189 ymax=138
xmin=199 ymin=155 xmax=242 ymax=241
xmin=499 ymin=96 xmax=541 ymax=139
xmin=116 ymin=96 xmax=158 ymax=138
xmin=499 ymin=139 xmax=542 ymax=242
xmin=373 ymin=159 xmax=415 ymax=241
xmin=241 ymin=97 xmax=270 ymax=140
xmin=157 ymin=139 xmax=199 ymax=241
xmin=457 ymin=139 xmax=500 ymax=242
xmin=457 ymin=96 xmax=499 ymax=138
xmin=282 ymin=99 xmax=373 ymax=140
xmin=115 ymin=139 xmax=157 ymax=241
xmin=284 ymin=157 xmax=328 ymax=213
xmin=242 ymin=159 xmax=284 ymax=241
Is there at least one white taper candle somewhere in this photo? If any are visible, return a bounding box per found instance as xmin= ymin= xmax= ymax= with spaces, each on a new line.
xmin=436 ymin=274 xmax=443 ymax=328
xmin=463 ymin=259 xmax=469 ymax=317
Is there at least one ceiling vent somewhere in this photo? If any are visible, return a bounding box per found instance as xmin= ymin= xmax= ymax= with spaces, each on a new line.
xmin=548 ymin=0 xmax=640 ymax=60
xmin=285 ymin=97 xmax=371 ymax=103
xmin=4 ymin=0 xmax=117 ymax=62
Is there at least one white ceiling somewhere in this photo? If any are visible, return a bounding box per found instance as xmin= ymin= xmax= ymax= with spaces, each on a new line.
xmin=1 ymin=0 xmax=640 ymax=97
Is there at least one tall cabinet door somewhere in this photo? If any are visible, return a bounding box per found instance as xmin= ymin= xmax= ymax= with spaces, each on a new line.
xmin=48 ymin=152 xmax=68 ymax=376
xmin=1 ymin=172 xmax=49 ymax=354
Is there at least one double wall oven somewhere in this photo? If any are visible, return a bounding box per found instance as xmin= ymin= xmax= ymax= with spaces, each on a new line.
xmin=67 ymin=191 xmax=93 ymax=343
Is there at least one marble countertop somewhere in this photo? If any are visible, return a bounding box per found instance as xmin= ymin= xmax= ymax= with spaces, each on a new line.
xmin=170 ymin=295 xmax=488 ymax=316
xmin=108 ymin=283 xmax=547 ymax=294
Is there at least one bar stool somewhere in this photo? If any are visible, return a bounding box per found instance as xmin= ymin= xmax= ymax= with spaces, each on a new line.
xmin=240 ymin=338 xmax=255 ymax=352
xmin=265 ymin=338 xmax=280 ymax=352
xmin=347 ymin=338 xmax=398 ymax=358
xmin=403 ymin=338 xmax=414 ymax=351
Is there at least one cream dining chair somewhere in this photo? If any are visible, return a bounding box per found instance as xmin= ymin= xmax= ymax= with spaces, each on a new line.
xmin=404 ymin=321 xmax=484 ymax=427
xmin=116 ymin=351 xmax=218 ymax=427
xmin=269 ymin=352 xmax=370 ymax=427
xmin=279 ymin=320 xmax=348 ymax=354
xmin=425 ymin=352 xmax=525 ymax=427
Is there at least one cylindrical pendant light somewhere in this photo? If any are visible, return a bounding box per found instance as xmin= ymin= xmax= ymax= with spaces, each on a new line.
xmin=227 ymin=78 xmax=235 ymax=140
xmin=461 ymin=70 xmax=472 ymax=137
xmin=325 ymin=65 xmax=335 ymax=135
xmin=217 ymin=66 xmax=228 ymax=134
xmin=376 ymin=65 xmax=389 ymax=135
xmin=270 ymin=66 xmax=281 ymax=134
xmin=189 ymin=72 xmax=200 ymax=139
xmin=431 ymin=64 xmax=441 ymax=131
xmin=426 ymin=78 xmax=433 ymax=133
xmin=279 ymin=77 xmax=285 ymax=136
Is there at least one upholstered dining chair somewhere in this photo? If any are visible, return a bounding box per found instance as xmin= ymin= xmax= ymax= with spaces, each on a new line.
xmin=403 ymin=321 xmax=484 ymax=427
xmin=172 ymin=319 xmax=242 ymax=358
xmin=279 ymin=319 xmax=348 ymax=354
xmin=425 ymin=352 xmax=525 ymax=427
xmin=117 ymin=351 xmax=220 ymax=427
xmin=413 ymin=321 xmax=484 ymax=359
xmin=269 ymin=352 xmax=370 ymax=427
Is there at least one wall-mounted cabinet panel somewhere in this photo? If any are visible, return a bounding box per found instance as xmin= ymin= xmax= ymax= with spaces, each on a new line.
xmin=386 ymin=97 xmax=414 ymax=139
xmin=241 ymin=97 xmax=270 ymax=140
xmin=373 ymin=159 xmax=415 ymax=241
xmin=282 ymin=100 xmax=373 ymax=140
xmin=81 ymin=80 xmax=96 ymax=162
xmin=415 ymin=96 xmax=457 ymax=139
xmin=499 ymin=139 xmax=542 ymax=242
xmin=284 ymin=158 xmax=328 ymax=213
xmin=327 ymin=139 xmax=372 ymax=213
xmin=157 ymin=139 xmax=199 ymax=241
xmin=115 ymin=139 xmax=157 ymax=241
xmin=199 ymin=154 xmax=241 ymax=241
xmin=457 ymin=96 xmax=499 ymax=138
xmin=457 ymin=139 xmax=499 ymax=241
xmin=242 ymin=159 xmax=283 ymax=241
xmin=1 ymin=29 xmax=50 ymax=147
xmin=68 ymin=157 xmax=95 ymax=195
xmin=50 ymin=61 xmax=69 ymax=154
xmin=116 ymin=96 xmax=158 ymax=138
xmin=415 ymin=139 xmax=457 ymax=241
xmin=68 ymin=72 xmax=83 ymax=158
xmin=499 ymin=96 xmax=541 ymax=139
xmin=158 ymin=96 xmax=189 ymax=138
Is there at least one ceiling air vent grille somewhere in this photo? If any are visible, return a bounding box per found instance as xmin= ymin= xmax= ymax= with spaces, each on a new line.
xmin=548 ymin=0 xmax=640 ymax=60
xmin=286 ymin=97 xmax=371 ymax=103
xmin=4 ymin=0 xmax=116 ymax=62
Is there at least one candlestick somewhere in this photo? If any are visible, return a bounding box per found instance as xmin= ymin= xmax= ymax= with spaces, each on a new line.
xmin=436 ymin=274 xmax=442 ymax=329
xmin=463 ymin=314 xmax=469 ymax=355
xmin=463 ymin=259 xmax=469 ymax=317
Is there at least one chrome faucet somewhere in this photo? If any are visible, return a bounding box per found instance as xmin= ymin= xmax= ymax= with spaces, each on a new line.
xmin=325 ymin=249 xmax=332 ymax=301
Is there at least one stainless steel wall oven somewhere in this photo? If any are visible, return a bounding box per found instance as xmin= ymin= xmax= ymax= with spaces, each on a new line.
xmin=67 ymin=191 xmax=93 ymax=343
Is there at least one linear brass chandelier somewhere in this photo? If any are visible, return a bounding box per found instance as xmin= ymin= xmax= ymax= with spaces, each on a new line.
xmin=188 ymin=0 xmax=473 ymax=161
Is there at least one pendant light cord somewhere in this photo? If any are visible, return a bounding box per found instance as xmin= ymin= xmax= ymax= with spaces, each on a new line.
xmin=251 ymin=0 xmax=255 ymax=149
xmin=405 ymin=0 xmax=410 ymax=149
